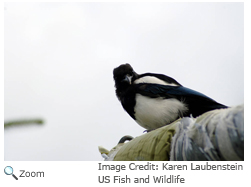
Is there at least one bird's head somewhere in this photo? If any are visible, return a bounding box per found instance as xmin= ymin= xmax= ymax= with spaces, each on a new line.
xmin=113 ymin=64 xmax=138 ymax=99
xmin=113 ymin=63 xmax=138 ymax=86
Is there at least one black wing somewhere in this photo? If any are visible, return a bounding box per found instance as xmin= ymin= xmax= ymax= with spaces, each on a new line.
xmin=135 ymin=83 xmax=228 ymax=117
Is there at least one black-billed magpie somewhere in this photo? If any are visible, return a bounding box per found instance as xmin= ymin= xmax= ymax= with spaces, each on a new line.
xmin=113 ymin=63 xmax=228 ymax=131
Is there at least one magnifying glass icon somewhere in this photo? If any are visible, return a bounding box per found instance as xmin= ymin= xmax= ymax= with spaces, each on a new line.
xmin=4 ymin=166 xmax=18 ymax=180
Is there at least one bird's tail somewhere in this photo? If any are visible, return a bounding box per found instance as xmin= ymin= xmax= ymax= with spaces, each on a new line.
xmin=190 ymin=101 xmax=228 ymax=118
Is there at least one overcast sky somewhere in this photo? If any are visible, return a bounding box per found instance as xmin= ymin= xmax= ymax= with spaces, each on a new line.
xmin=4 ymin=2 xmax=243 ymax=161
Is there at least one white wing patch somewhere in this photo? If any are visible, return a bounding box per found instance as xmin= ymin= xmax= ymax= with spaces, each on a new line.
xmin=133 ymin=76 xmax=178 ymax=86
xmin=134 ymin=94 xmax=188 ymax=130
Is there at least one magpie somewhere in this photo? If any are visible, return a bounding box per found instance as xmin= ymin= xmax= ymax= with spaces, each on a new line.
xmin=113 ymin=63 xmax=228 ymax=131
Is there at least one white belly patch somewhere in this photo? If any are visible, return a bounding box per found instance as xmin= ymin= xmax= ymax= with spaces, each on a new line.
xmin=134 ymin=94 xmax=188 ymax=130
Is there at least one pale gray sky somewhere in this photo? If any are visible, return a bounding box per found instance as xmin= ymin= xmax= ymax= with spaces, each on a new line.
xmin=4 ymin=2 xmax=243 ymax=160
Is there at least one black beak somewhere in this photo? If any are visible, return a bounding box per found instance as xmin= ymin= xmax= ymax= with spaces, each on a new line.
xmin=122 ymin=74 xmax=132 ymax=84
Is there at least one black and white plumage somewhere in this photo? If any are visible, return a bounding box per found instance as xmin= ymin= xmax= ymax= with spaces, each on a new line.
xmin=113 ymin=63 xmax=228 ymax=131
